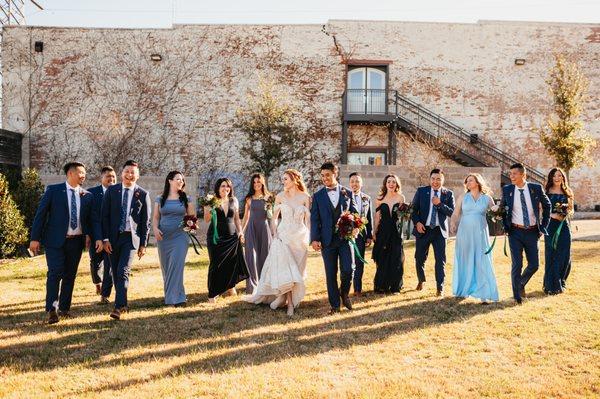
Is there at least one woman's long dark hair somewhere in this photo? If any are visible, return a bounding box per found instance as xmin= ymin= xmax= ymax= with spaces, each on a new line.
xmin=377 ymin=174 xmax=401 ymax=200
xmin=160 ymin=171 xmax=188 ymax=208
xmin=214 ymin=177 xmax=234 ymax=200
xmin=245 ymin=173 xmax=271 ymax=200
xmin=545 ymin=167 xmax=573 ymax=199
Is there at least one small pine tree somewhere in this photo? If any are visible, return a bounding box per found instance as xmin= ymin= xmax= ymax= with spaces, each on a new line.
xmin=0 ymin=173 xmax=29 ymax=259
xmin=234 ymin=80 xmax=305 ymax=179
xmin=539 ymin=53 xmax=597 ymax=177
xmin=13 ymin=168 xmax=45 ymax=230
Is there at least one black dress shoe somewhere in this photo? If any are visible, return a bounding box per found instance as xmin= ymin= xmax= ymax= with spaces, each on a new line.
xmin=416 ymin=282 xmax=424 ymax=291
xmin=341 ymin=293 xmax=353 ymax=310
xmin=328 ymin=307 xmax=340 ymax=315
xmin=47 ymin=310 xmax=59 ymax=324
xmin=519 ymin=286 xmax=526 ymax=298
xmin=515 ymin=298 xmax=523 ymax=305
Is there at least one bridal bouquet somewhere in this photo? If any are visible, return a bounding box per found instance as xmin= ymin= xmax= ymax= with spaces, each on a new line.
xmin=395 ymin=202 xmax=413 ymax=239
xmin=198 ymin=193 xmax=221 ymax=245
xmin=264 ymin=194 xmax=276 ymax=220
xmin=180 ymin=215 xmax=203 ymax=254
xmin=485 ymin=202 xmax=509 ymax=256
xmin=336 ymin=211 xmax=368 ymax=263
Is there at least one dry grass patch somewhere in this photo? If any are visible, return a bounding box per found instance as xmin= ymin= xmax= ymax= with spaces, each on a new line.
xmin=0 ymin=239 xmax=599 ymax=398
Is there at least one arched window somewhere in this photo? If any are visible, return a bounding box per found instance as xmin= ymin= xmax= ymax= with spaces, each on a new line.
xmin=346 ymin=67 xmax=387 ymax=114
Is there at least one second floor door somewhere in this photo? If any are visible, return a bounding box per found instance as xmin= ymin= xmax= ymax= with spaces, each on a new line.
xmin=347 ymin=67 xmax=387 ymax=114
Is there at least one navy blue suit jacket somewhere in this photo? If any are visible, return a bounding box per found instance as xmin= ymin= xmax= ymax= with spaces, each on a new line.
xmin=410 ymin=186 xmax=455 ymax=239
xmin=101 ymin=183 xmax=151 ymax=249
xmin=30 ymin=183 xmax=93 ymax=248
xmin=310 ymin=186 xmax=357 ymax=247
xmin=88 ymin=185 xmax=106 ymax=242
xmin=500 ymin=182 xmax=551 ymax=235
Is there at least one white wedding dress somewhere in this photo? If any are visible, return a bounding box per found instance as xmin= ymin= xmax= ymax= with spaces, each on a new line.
xmin=243 ymin=199 xmax=309 ymax=308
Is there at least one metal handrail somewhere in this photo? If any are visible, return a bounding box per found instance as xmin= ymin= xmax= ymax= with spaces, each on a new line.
xmin=393 ymin=92 xmax=546 ymax=183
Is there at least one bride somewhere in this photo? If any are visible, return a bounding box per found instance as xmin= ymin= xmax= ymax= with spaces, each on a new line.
xmin=243 ymin=169 xmax=310 ymax=317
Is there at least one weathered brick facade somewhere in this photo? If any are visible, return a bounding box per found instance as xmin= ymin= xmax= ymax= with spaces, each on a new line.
xmin=2 ymin=20 xmax=599 ymax=208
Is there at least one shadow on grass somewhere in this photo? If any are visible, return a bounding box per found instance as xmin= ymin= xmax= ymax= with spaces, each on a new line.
xmin=0 ymin=284 xmax=528 ymax=395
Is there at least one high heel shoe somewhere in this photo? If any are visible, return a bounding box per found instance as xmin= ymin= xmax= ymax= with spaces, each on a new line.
xmin=270 ymin=296 xmax=284 ymax=310
xmin=287 ymin=305 xmax=294 ymax=317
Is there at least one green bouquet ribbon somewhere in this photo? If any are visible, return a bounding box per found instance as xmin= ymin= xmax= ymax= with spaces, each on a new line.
xmin=484 ymin=236 xmax=497 ymax=255
xmin=551 ymin=219 xmax=566 ymax=250
xmin=350 ymin=238 xmax=368 ymax=264
xmin=211 ymin=208 xmax=219 ymax=245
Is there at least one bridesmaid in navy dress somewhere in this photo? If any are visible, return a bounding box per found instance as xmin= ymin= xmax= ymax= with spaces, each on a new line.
xmin=543 ymin=167 xmax=574 ymax=295
xmin=152 ymin=171 xmax=195 ymax=306
xmin=241 ymin=173 xmax=273 ymax=295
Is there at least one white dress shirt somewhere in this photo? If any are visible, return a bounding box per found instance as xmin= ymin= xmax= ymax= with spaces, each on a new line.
xmin=121 ymin=184 xmax=136 ymax=232
xmin=512 ymin=182 xmax=537 ymax=226
xmin=327 ymin=185 xmax=340 ymax=208
xmin=65 ymin=182 xmax=83 ymax=235
xmin=102 ymin=185 xmax=108 ymax=194
xmin=425 ymin=187 xmax=441 ymax=227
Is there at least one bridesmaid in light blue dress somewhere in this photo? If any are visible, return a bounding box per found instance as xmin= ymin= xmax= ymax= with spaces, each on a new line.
xmin=451 ymin=173 xmax=499 ymax=302
xmin=152 ymin=171 xmax=195 ymax=306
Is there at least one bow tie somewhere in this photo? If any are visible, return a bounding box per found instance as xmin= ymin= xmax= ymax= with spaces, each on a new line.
xmin=327 ymin=187 xmax=337 ymax=192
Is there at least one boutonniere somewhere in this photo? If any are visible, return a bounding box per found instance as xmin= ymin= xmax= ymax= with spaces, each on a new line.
xmin=361 ymin=194 xmax=369 ymax=203
xmin=340 ymin=187 xmax=348 ymax=197
xmin=79 ymin=190 xmax=86 ymax=197
xmin=134 ymin=191 xmax=140 ymax=198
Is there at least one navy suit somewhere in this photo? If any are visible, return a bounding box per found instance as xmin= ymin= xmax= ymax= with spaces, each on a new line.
xmin=351 ymin=191 xmax=373 ymax=293
xmin=411 ymin=186 xmax=455 ymax=291
xmin=88 ymin=185 xmax=113 ymax=297
xmin=310 ymin=186 xmax=357 ymax=309
xmin=102 ymin=183 xmax=151 ymax=309
xmin=30 ymin=183 xmax=93 ymax=312
xmin=500 ymin=182 xmax=551 ymax=301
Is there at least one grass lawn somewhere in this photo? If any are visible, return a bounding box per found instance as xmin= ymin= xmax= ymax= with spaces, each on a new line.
xmin=0 ymin=239 xmax=598 ymax=398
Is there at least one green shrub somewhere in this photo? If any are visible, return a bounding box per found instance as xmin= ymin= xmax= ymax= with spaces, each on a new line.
xmin=13 ymin=168 xmax=45 ymax=230
xmin=0 ymin=172 xmax=29 ymax=258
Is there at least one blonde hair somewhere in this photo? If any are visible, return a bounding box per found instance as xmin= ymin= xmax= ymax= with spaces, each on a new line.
xmin=283 ymin=169 xmax=307 ymax=193
xmin=464 ymin=173 xmax=492 ymax=195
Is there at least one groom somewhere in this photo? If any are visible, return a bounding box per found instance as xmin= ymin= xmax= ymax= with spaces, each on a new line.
xmin=310 ymin=162 xmax=357 ymax=314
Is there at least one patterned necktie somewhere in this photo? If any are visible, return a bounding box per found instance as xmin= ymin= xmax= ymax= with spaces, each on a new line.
xmin=69 ymin=189 xmax=78 ymax=230
xmin=119 ymin=188 xmax=129 ymax=232
xmin=519 ymin=189 xmax=530 ymax=227
xmin=429 ymin=190 xmax=439 ymax=228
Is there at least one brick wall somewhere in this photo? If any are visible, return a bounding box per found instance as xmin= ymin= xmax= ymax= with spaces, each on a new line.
xmin=3 ymin=20 xmax=599 ymax=209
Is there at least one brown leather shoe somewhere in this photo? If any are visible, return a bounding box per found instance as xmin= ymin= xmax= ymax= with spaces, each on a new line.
xmin=58 ymin=310 xmax=71 ymax=318
xmin=328 ymin=307 xmax=340 ymax=315
xmin=110 ymin=307 xmax=127 ymax=320
xmin=95 ymin=284 xmax=102 ymax=295
xmin=519 ymin=286 xmax=526 ymax=298
xmin=47 ymin=310 xmax=59 ymax=324
xmin=416 ymin=282 xmax=424 ymax=291
xmin=353 ymin=291 xmax=363 ymax=297
xmin=436 ymin=289 xmax=444 ymax=297
xmin=99 ymin=296 xmax=110 ymax=305
xmin=341 ymin=293 xmax=353 ymax=310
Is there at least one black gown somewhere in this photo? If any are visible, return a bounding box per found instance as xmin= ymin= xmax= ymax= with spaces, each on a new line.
xmin=372 ymin=203 xmax=405 ymax=293
xmin=206 ymin=199 xmax=249 ymax=298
